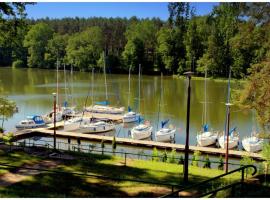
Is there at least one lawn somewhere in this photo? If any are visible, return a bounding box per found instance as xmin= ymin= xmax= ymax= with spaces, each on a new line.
xmin=0 ymin=147 xmax=243 ymax=197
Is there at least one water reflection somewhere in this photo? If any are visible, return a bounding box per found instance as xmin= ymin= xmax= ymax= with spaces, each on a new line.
xmin=0 ymin=67 xmax=257 ymax=145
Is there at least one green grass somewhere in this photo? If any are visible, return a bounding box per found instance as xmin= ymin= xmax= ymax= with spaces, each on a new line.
xmin=0 ymin=149 xmax=243 ymax=197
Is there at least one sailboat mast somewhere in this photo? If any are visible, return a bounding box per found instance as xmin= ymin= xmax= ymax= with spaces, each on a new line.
xmin=157 ymin=72 xmax=163 ymax=130
xmin=56 ymin=58 xmax=59 ymax=109
xmin=64 ymin=63 xmax=67 ymax=106
xmin=92 ymin=68 xmax=94 ymax=106
xmin=103 ymin=51 xmax=108 ymax=102
xmin=204 ymin=66 xmax=207 ymax=125
xmin=71 ymin=65 xmax=74 ymax=107
xmin=128 ymin=66 xmax=131 ymax=107
xmin=138 ymin=64 xmax=141 ymax=113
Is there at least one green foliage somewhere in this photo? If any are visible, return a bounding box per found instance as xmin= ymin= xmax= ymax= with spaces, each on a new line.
xmin=12 ymin=60 xmax=24 ymax=68
xmin=162 ymin=150 xmax=168 ymax=162
xmin=178 ymin=155 xmax=184 ymax=165
xmin=152 ymin=147 xmax=159 ymax=162
xmin=191 ymin=150 xmax=201 ymax=167
xmin=23 ymin=23 xmax=53 ymax=68
xmin=101 ymin=139 xmax=105 ymax=149
xmin=66 ymin=26 xmax=103 ymax=71
xmin=240 ymin=155 xmax=255 ymax=176
xmin=2 ymin=132 xmax=14 ymax=145
xmin=203 ymin=155 xmax=211 ymax=168
xmin=0 ymin=97 xmax=16 ymax=129
xmin=262 ymin=143 xmax=270 ymax=165
xmin=218 ymin=156 xmax=224 ymax=170
xmin=168 ymin=149 xmax=176 ymax=163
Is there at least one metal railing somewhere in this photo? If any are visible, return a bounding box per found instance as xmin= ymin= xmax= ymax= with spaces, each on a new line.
xmin=161 ymin=164 xmax=257 ymax=198
xmin=13 ymin=139 xmax=242 ymax=168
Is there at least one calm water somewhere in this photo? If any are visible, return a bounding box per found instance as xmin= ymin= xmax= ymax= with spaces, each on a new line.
xmin=0 ymin=67 xmax=257 ymax=146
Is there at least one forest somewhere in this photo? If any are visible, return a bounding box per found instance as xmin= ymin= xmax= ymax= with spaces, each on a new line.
xmin=0 ymin=2 xmax=270 ymax=78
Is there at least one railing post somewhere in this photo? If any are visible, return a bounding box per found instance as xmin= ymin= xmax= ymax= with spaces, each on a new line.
xmin=240 ymin=168 xmax=245 ymax=197
xmin=124 ymin=152 xmax=127 ymax=166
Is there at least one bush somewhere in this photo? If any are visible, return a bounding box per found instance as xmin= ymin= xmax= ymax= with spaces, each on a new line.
xmin=178 ymin=155 xmax=184 ymax=165
xmin=0 ymin=127 xmax=4 ymax=133
xmin=191 ymin=150 xmax=201 ymax=167
xmin=162 ymin=150 xmax=168 ymax=162
xmin=12 ymin=60 xmax=24 ymax=68
xmin=218 ymin=156 xmax=224 ymax=170
xmin=152 ymin=147 xmax=159 ymax=162
xmin=203 ymin=155 xmax=211 ymax=168
xmin=169 ymin=149 xmax=176 ymax=163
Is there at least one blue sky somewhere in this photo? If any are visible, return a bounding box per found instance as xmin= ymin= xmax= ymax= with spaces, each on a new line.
xmin=25 ymin=2 xmax=219 ymax=20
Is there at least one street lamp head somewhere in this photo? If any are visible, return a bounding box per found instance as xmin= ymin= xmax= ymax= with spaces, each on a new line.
xmin=52 ymin=93 xmax=56 ymax=97
xmin=184 ymin=71 xmax=194 ymax=77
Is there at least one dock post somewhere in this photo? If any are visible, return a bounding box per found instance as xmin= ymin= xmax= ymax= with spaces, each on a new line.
xmin=124 ymin=152 xmax=127 ymax=166
xmin=68 ymin=138 xmax=71 ymax=151
xmin=52 ymin=92 xmax=57 ymax=151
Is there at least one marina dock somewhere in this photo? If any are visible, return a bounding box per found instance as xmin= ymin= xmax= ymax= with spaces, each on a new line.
xmin=14 ymin=127 xmax=264 ymax=161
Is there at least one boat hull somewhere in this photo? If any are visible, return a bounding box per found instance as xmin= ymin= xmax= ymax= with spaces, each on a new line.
xmin=242 ymin=137 xmax=263 ymax=152
xmin=218 ymin=136 xmax=239 ymax=149
xmin=156 ymin=129 xmax=176 ymax=142
xmin=79 ymin=124 xmax=115 ymax=133
xmin=123 ymin=113 xmax=140 ymax=123
xmin=131 ymin=126 xmax=153 ymax=140
xmin=196 ymin=132 xmax=218 ymax=147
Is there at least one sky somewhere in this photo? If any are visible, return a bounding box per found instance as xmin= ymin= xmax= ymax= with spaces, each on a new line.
xmin=25 ymin=2 xmax=219 ymax=20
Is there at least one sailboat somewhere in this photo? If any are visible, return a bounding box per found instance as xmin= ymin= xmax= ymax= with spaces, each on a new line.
xmin=155 ymin=73 xmax=176 ymax=142
xmin=43 ymin=61 xmax=75 ymax=124
xmin=242 ymin=110 xmax=264 ymax=152
xmin=85 ymin=52 xmax=124 ymax=114
xmin=196 ymin=67 xmax=218 ymax=146
xmin=123 ymin=66 xmax=141 ymax=123
xmin=130 ymin=64 xmax=153 ymax=140
xmin=218 ymin=67 xmax=239 ymax=149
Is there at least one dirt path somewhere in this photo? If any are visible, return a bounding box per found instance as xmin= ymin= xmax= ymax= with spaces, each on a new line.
xmin=0 ymin=160 xmax=59 ymax=187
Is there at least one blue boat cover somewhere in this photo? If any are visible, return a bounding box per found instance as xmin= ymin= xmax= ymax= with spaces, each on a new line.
xmin=161 ymin=119 xmax=170 ymax=128
xmin=63 ymin=101 xmax=68 ymax=107
xmin=203 ymin=124 xmax=209 ymax=132
xmin=128 ymin=106 xmax=132 ymax=112
xmin=31 ymin=115 xmax=45 ymax=124
xmin=137 ymin=116 xmax=144 ymax=123
xmin=95 ymin=101 xmax=110 ymax=105
xmin=229 ymin=127 xmax=237 ymax=136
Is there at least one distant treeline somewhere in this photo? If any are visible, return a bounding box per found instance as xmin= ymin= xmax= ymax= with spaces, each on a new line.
xmin=0 ymin=2 xmax=270 ymax=77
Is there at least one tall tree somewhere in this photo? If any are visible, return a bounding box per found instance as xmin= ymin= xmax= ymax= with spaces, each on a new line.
xmin=23 ymin=23 xmax=53 ymax=68
xmin=66 ymin=26 xmax=103 ymax=71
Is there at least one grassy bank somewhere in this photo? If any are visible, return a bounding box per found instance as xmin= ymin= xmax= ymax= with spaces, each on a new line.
xmin=0 ymin=147 xmax=244 ymax=197
xmin=173 ymin=74 xmax=247 ymax=84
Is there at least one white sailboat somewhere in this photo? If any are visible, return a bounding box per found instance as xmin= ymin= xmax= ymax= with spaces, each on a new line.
xmin=218 ymin=127 xmax=239 ymax=149
xmin=85 ymin=52 xmax=124 ymax=114
xmin=63 ymin=117 xmax=90 ymax=131
xmin=196 ymin=67 xmax=218 ymax=146
xmin=155 ymin=73 xmax=176 ymax=142
xmin=123 ymin=66 xmax=140 ymax=123
xmin=78 ymin=121 xmax=115 ymax=133
xmin=242 ymin=110 xmax=264 ymax=152
xmin=218 ymin=68 xmax=239 ymax=149
xmin=130 ymin=64 xmax=153 ymax=140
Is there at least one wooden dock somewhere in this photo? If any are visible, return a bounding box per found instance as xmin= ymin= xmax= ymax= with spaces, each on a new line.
xmin=13 ymin=128 xmax=264 ymax=161
xmin=67 ymin=112 xmax=123 ymax=123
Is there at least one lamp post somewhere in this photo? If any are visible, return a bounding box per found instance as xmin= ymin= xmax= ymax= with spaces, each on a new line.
xmin=52 ymin=92 xmax=56 ymax=150
xmin=225 ymin=103 xmax=233 ymax=173
xmin=183 ymin=71 xmax=194 ymax=184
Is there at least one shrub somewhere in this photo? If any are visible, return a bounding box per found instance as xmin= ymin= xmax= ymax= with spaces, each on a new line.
xmin=162 ymin=150 xmax=168 ymax=162
xmin=12 ymin=60 xmax=24 ymax=68
xmin=203 ymin=155 xmax=211 ymax=168
xmin=218 ymin=156 xmax=224 ymax=170
xmin=178 ymin=155 xmax=184 ymax=165
xmin=191 ymin=150 xmax=201 ymax=167
xmin=240 ymin=155 xmax=255 ymax=176
xmin=169 ymin=149 xmax=176 ymax=163
xmin=152 ymin=147 xmax=159 ymax=162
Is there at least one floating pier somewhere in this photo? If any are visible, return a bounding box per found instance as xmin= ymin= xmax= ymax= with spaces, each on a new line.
xmin=14 ymin=127 xmax=263 ymax=161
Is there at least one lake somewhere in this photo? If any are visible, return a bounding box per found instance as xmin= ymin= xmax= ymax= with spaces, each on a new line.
xmin=0 ymin=67 xmax=257 ymax=147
